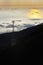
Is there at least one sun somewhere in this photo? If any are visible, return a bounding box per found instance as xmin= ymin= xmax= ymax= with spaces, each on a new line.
xmin=27 ymin=9 xmax=42 ymax=19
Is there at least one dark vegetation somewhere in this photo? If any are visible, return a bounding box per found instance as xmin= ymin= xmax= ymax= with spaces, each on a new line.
xmin=0 ymin=23 xmax=43 ymax=64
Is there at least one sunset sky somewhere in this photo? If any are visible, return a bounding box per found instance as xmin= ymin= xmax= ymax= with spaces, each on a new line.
xmin=0 ymin=0 xmax=43 ymax=8
xmin=0 ymin=0 xmax=43 ymax=33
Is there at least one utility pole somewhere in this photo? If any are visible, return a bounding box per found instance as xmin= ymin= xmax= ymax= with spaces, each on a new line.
xmin=11 ymin=20 xmax=16 ymax=46
xmin=8 ymin=20 xmax=16 ymax=47
xmin=12 ymin=20 xmax=15 ymax=32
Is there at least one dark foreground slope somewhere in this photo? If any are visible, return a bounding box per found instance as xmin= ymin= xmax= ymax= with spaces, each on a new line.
xmin=0 ymin=23 xmax=43 ymax=64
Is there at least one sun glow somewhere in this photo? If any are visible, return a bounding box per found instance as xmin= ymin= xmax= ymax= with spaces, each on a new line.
xmin=27 ymin=9 xmax=42 ymax=19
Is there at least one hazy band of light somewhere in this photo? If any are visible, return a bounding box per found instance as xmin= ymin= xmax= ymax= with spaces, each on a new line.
xmin=0 ymin=2 xmax=43 ymax=8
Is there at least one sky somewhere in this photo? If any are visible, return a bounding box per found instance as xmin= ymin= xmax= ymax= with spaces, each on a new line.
xmin=0 ymin=9 xmax=43 ymax=25
xmin=0 ymin=0 xmax=43 ymax=2
xmin=0 ymin=8 xmax=43 ymax=33
xmin=0 ymin=1 xmax=43 ymax=33
xmin=0 ymin=0 xmax=43 ymax=8
xmin=0 ymin=9 xmax=43 ymax=22
xmin=0 ymin=9 xmax=28 ymax=22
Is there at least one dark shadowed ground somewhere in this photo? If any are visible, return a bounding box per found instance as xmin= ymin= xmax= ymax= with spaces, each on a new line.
xmin=0 ymin=23 xmax=43 ymax=64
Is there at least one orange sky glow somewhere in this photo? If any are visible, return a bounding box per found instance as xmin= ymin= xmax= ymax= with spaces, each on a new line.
xmin=0 ymin=2 xmax=43 ymax=8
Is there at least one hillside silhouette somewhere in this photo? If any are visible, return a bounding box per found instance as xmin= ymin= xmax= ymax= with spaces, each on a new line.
xmin=0 ymin=23 xmax=43 ymax=64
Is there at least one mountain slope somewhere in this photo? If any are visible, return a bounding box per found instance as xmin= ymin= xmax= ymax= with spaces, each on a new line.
xmin=0 ymin=23 xmax=43 ymax=64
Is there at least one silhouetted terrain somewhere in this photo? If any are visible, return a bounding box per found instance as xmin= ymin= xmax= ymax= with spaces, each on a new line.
xmin=0 ymin=23 xmax=43 ymax=64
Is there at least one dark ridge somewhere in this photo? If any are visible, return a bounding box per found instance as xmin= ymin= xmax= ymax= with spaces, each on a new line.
xmin=0 ymin=23 xmax=43 ymax=64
